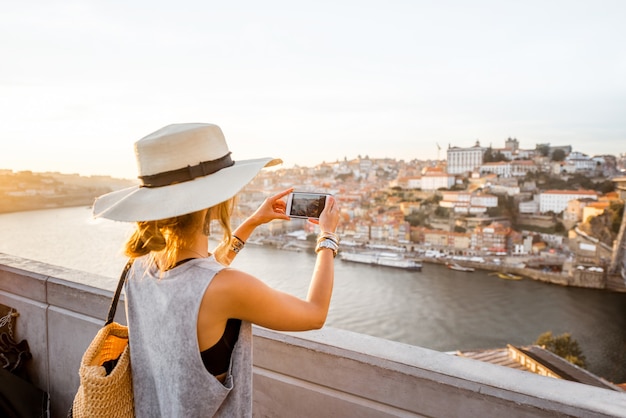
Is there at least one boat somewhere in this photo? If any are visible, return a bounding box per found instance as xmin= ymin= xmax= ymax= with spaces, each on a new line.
xmin=340 ymin=251 xmax=422 ymax=271
xmin=446 ymin=263 xmax=474 ymax=272
xmin=490 ymin=272 xmax=523 ymax=280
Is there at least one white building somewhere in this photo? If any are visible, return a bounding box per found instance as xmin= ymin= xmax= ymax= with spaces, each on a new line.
xmin=420 ymin=167 xmax=455 ymax=190
xmin=565 ymin=152 xmax=596 ymax=172
xmin=440 ymin=191 xmax=498 ymax=214
xmin=552 ymin=162 xmax=577 ymax=175
xmin=421 ymin=174 xmax=455 ymax=191
xmin=513 ymin=236 xmax=533 ymax=255
xmin=538 ymin=190 xmax=598 ymax=214
xmin=511 ymin=160 xmax=538 ymax=176
xmin=519 ymin=199 xmax=539 ymax=214
xmin=447 ymin=141 xmax=485 ymax=175
xmin=480 ymin=162 xmax=512 ymax=177
xmin=471 ymin=194 xmax=498 ymax=208
xmin=488 ymin=184 xmax=521 ymax=196
xmin=390 ymin=176 xmax=421 ymax=189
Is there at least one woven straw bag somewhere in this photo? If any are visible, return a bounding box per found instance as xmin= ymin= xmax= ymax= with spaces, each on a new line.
xmin=70 ymin=260 xmax=134 ymax=418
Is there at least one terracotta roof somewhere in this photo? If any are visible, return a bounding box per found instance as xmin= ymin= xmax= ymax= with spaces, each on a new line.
xmin=456 ymin=348 xmax=529 ymax=371
xmin=457 ymin=345 xmax=624 ymax=392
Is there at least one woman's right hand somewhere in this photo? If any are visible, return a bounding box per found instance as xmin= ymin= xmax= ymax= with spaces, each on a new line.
xmin=313 ymin=195 xmax=340 ymax=233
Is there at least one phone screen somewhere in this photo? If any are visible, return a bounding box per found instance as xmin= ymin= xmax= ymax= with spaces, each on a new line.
xmin=288 ymin=192 xmax=328 ymax=219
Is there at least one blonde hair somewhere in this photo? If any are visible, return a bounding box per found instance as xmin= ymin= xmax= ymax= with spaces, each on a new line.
xmin=124 ymin=198 xmax=236 ymax=271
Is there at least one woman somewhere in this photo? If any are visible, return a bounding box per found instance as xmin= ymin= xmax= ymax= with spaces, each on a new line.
xmin=93 ymin=123 xmax=341 ymax=417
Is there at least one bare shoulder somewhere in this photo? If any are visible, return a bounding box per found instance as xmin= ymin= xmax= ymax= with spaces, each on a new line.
xmin=204 ymin=268 xmax=272 ymax=306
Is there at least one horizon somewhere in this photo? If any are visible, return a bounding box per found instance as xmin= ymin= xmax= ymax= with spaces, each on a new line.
xmin=1 ymin=1 xmax=625 ymax=179
xmin=2 ymin=141 xmax=623 ymax=182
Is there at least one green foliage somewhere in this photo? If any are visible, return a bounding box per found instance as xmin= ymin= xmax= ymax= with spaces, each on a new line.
xmin=424 ymin=194 xmax=442 ymax=205
xmin=335 ymin=172 xmax=354 ymax=182
xmin=554 ymin=222 xmax=566 ymax=235
xmin=486 ymin=206 xmax=501 ymax=217
xmin=518 ymin=223 xmax=561 ymax=235
xmin=405 ymin=212 xmax=427 ymax=227
xmin=536 ymin=144 xmax=550 ymax=157
xmin=535 ymin=331 xmax=587 ymax=368
xmin=483 ymin=147 xmax=509 ymax=163
xmin=610 ymin=201 xmax=625 ymax=234
xmin=434 ymin=206 xmax=449 ymax=217
xmin=582 ymin=200 xmax=625 ymax=245
xmin=551 ymin=149 xmax=566 ymax=161
xmin=528 ymin=171 xmax=615 ymax=193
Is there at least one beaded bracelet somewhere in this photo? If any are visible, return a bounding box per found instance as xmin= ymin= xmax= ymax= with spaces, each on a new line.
xmin=230 ymin=235 xmax=245 ymax=254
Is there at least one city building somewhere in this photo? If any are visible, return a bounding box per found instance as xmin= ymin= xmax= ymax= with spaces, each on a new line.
xmin=582 ymin=201 xmax=609 ymax=223
xmin=564 ymin=198 xmax=597 ymax=223
xmin=565 ymin=152 xmax=596 ymax=172
xmin=446 ymin=141 xmax=485 ymax=175
xmin=420 ymin=167 xmax=455 ymax=190
xmin=440 ymin=191 xmax=498 ymax=214
xmin=480 ymin=161 xmax=511 ymax=177
xmin=471 ymin=223 xmax=511 ymax=253
xmin=480 ymin=160 xmax=538 ymax=178
xmin=539 ymin=190 xmax=598 ymax=214
xmin=511 ymin=160 xmax=538 ymax=176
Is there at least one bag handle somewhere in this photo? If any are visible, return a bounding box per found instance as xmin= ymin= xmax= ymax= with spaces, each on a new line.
xmin=105 ymin=259 xmax=134 ymax=326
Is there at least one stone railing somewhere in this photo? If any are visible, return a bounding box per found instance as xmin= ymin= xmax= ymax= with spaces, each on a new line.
xmin=1 ymin=253 xmax=625 ymax=418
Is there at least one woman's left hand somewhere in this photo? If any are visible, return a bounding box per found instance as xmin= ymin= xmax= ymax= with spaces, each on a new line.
xmin=248 ymin=188 xmax=293 ymax=226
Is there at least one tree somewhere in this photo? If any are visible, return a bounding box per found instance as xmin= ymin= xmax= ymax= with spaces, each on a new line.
xmin=483 ymin=146 xmax=495 ymax=163
xmin=534 ymin=331 xmax=586 ymax=368
xmin=551 ymin=149 xmax=566 ymax=162
xmin=536 ymin=144 xmax=550 ymax=157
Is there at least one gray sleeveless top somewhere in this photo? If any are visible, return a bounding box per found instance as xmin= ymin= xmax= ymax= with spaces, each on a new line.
xmin=125 ymin=256 xmax=252 ymax=417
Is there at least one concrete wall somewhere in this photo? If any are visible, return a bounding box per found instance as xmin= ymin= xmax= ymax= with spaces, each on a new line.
xmin=1 ymin=253 xmax=626 ymax=418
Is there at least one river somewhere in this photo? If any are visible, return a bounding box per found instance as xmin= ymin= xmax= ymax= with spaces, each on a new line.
xmin=1 ymin=206 xmax=625 ymax=384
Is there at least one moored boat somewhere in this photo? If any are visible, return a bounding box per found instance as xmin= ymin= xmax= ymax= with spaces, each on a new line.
xmin=340 ymin=251 xmax=422 ymax=271
xmin=446 ymin=263 xmax=475 ymax=272
xmin=490 ymin=272 xmax=523 ymax=280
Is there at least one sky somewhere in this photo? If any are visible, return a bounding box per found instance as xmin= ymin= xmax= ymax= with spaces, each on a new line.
xmin=1 ymin=1 xmax=625 ymax=179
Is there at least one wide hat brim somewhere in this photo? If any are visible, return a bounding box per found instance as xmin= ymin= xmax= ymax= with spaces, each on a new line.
xmin=93 ymin=157 xmax=281 ymax=222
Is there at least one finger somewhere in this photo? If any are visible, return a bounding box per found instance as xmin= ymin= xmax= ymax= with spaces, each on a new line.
xmin=272 ymin=188 xmax=294 ymax=201
xmin=323 ymin=196 xmax=335 ymax=211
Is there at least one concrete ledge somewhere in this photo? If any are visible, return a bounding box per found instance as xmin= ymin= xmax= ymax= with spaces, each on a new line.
xmin=253 ymin=327 xmax=626 ymax=418
xmin=1 ymin=254 xmax=626 ymax=418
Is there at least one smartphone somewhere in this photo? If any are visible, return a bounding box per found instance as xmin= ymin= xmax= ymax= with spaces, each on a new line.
xmin=286 ymin=192 xmax=330 ymax=219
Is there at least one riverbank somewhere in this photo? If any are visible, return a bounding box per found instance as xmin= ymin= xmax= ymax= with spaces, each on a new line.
xmin=260 ymin=235 xmax=626 ymax=292
xmin=0 ymin=195 xmax=96 ymax=214
xmin=420 ymin=256 xmax=626 ymax=293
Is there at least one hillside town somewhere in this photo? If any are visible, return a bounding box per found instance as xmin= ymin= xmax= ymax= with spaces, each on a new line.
xmin=239 ymin=139 xmax=626 ymax=292
xmin=2 ymin=138 xmax=626 ymax=291
xmin=0 ymin=170 xmax=136 ymax=213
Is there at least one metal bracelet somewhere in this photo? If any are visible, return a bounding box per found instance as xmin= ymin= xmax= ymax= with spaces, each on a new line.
xmin=230 ymin=235 xmax=245 ymax=253
xmin=317 ymin=231 xmax=339 ymax=245
xmin=315 ymin=238 xmax=339 ymax=257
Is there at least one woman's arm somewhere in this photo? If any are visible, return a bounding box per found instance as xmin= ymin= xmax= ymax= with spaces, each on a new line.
xmin=203 ymin=195 xmax=341 ymax=332
xmin=215 ymin=188 xmax=293 ymax=266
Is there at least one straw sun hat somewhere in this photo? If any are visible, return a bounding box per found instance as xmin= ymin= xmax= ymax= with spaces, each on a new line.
xmin=93 ymin=123 xmax=281 ymax=222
